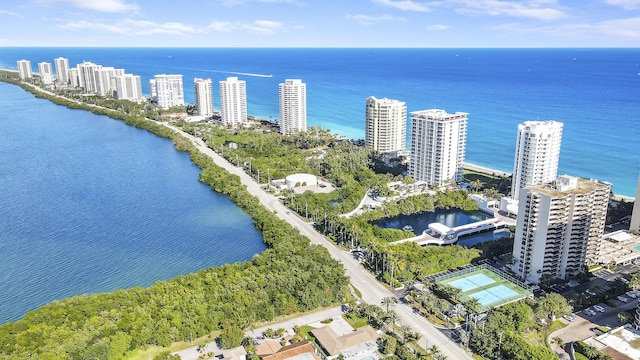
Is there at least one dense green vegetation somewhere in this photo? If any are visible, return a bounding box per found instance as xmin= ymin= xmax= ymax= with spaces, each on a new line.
xmin=574 ymin=341 xmax=613 ymax=360
xmin=462 ymin=169 xmax=511 ymax=196
xmin=0 ymin=78 xmax=349 ymax=359
xmin=344 ymin=303 xmax=446 ymax=360
xmin=466 ymin=293 xmax=571 ymax=360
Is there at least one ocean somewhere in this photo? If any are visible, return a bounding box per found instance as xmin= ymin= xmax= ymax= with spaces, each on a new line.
xmin=1 ymin=47 xmax=637 ymax=196
xmin=0 ymin=83 xmax=265 ymax=323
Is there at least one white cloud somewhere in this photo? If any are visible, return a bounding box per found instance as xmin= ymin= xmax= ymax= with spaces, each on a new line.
xmin=0 ymin=9 xmax=25 ymax=18
xmin=454 ymin=0 xmax=566 ymax=21
xmin=59 ymin=19 xmax=202 ymax=36
xmin=489 ymin=16 xmax=640 ymax=41
xmin=372 ymin=0 xmax=430 ymax=12
xmin=242 ymin=20 xmax=284 ymax=34
xmin=207 ymin=21 xmax=235 ymax=32
xmin=426 ymin=24 xmax=449 ymax=30
xmin=346 ymin=13 xmax=405 ymax=25
xmin=37 ymin=0 xmax=139 ymax=13
xmin=605 ymin=0 xmax=640 ymax=10
xmin=207 ymin=20 xmax=285 ymax=35
xmin=596 ymin=17 xmax=640 ymax=38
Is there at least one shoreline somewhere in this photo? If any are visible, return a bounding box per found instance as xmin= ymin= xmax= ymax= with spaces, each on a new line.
xmin=463 ymin=161 xmax=635 ymax=202
xmin=463 ymin=162 xmax=511 ymax=178
xmin=0 ymin=72 xmax=634 ymax=202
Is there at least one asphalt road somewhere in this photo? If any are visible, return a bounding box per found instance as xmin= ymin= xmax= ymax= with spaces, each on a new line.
xmin=176 ymin=129 xmax=474 ymax=360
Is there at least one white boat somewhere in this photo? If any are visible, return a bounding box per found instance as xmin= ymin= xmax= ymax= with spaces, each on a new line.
xmin=402 ymin=225 xmax=414 ymax=232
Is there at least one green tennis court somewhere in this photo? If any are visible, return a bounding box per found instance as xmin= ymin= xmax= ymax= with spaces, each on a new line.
xmin=435 ymin=265 xmax=531 ymax=311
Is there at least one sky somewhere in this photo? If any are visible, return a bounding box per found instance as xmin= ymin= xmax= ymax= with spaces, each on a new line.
xmin=1 ymin=0 xmax=639 ymax=47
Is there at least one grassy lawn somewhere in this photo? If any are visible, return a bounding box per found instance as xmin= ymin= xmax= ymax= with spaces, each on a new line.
xmin=548 ymin=320 xmax=567 ymax=333
xmin=343 ymin=314 xmax=368 ymax=329
xmin=127 ymin=332 xmax=217 ymax=360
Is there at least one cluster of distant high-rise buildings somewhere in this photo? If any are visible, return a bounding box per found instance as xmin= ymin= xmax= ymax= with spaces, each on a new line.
xmin=147 ymin=75 xmax=307 ymax=135
xmin=17 ymin=58 xmax=144 ymax=102
xmin=16 ymin=58 xmax=307 ymax=136
xmin=363 ymin=97 xmax=620 ymax=285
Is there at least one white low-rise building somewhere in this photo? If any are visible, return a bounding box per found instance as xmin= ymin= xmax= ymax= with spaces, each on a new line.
xmin=285 ymin=173 xmax=318 ymax=189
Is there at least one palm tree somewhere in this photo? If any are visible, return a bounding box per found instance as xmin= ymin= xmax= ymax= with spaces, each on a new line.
xmin=398 ymin=324 xmax=411 ymax=343
xmin=382 ymin=296 xmax=397 ymax=313
xmin=484 ymin=187 xmax=499 ymax=200
xmin=384 ymin=310 xmax=398 ymax=332
xmin=465 ymin=298 xmax=481 ymax=314
xmin=450 ymin=304 xmax=466 ymax=319
xmin=470 ymin=179 xmax=483 ymax=192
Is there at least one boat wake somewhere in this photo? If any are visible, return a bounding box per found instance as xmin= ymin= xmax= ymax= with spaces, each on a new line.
xmin=204 ymin=69 xmax=273 ymax=78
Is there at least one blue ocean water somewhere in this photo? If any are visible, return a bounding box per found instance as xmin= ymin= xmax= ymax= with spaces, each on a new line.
xmin=1 ymin=48 xmax=637 ymax=196
xmin=0 ymin=83 xmax=265 ymax=324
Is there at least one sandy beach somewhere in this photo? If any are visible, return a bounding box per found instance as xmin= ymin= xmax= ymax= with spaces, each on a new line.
xmin=463 ymin=162 xmax=511 ymax=177
xmin=462 ymin=162 xmax=635 ymax=202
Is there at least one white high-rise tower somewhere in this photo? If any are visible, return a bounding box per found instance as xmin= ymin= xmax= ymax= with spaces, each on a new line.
xmin=279 ymin=79 xmax=307 ymax=135
xmin=114 ymin=74 xmax=143 ymax=101
xmin=511 ymin=120 xmax=563 ymax=200
xmin=511 ymin=175 xmax=610 ymax=284
xmin=219 ymin=77 xmax=247 ymax=127
xmin=152 ymin=74 xmax=184 ymax=109
xmin=365 ymin=96 xmax=406 ymax=153
xmin=54 ymin=57 xmax=70 ymax=84
xmin=409 ymin=109 xmax=468 ymax=186
xmin=37 ymin=62 xmax=54 ymax=85
xmin=76 ymin=61 xmax=102 ymax=93
xmin=194 ymin=78 xmax=214 ymax=117
xmin=17 ymin=60 xmax=32 ymax=80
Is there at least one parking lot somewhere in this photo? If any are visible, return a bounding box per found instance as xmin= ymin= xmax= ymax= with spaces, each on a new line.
xmin=549 ymin=297 xmax=639 ymax=345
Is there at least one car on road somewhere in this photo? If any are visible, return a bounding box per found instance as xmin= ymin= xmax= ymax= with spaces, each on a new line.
xmin=563 ymin=314 xmax=576 ymax=322
xmin=593 ymin=305 xmax=605 ymax=313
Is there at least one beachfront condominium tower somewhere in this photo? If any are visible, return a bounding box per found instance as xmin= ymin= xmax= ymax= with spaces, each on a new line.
xmin=511 ymin=175 xmax=610 ymax=284
xmin=365 ymin=96 xmax=407 ymax=153
xmin=511 ymin=120 xmax=563 ymax=201
xmin=631 ymin=174 xmax=640 ymax=234
xmin=409 ymin=109 xmax=468 ymax=186
xmin=37 ymin=62 xmax=54 ymax=85
xmin=17 ymin=60 xmax=32 ymax=80
xmin=54 ymin=57 xmax=70 ymax=84
xmin=219 ymin=77 xmax=247 ymax=127
xmin=76 ymin=61 xmax=102 ymax=93
xmin=153 ymin=74 xmax=184 ymax=110
xmin=95 ymin=67 xmax=124 ymax=96
xmin=114 ymin=74 xmax=143 ymax=102
xmin=279 ymin=79 xmax=307 ymax=135
xmin=194 ymin=78 xmax=214 ymax=117
xmin=69 ymin=68 xmax=79 ymax=87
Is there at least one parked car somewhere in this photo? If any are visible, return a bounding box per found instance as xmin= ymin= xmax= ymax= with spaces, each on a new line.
xmin=593 ymin=305 xmax=605 ymax=313
xmin=617 ymin=296 xmax=629 ymax=303
xmin=626 ymin=291 xmax=638 ymax=299
xmin=584 ymin=308 xmax=597 ymax=316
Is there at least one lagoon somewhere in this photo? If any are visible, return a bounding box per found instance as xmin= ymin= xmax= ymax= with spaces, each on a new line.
xmin=0 ymin=83 xmax=265 ymax=323
xmin=373 ymin=209 xmax=510 ymax=247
